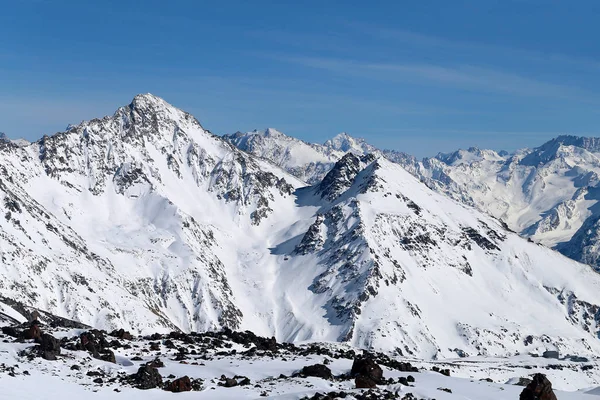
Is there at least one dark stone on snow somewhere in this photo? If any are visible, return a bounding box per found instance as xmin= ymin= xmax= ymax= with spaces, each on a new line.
xmin=301 ymin=364 xmax=333 ymax=380
xmin=147 ymin=357 xmax=164 ymax=368
xmin=1 ymin=326 xmax=19 ymax=338
xmin=109 ymin=328 xmax=133 ymax=340
xmin=431 ymin=366 xmax=450 ymax=376
xmin=100 ymin=349 xmax=116 ymax=363
xmin=519 ymin=373 xmax=558 ymax=400
xmin=351 ymin=354 xmax=384 ymax=384
xmin=164 ymin=375 xmax=192 ymax=392
xmin=131 ymin=364 xmax=163 ymax=390
xmin=542 ymin=350 xmax=559 ymax=359
xmin=37 ymin=333 xmax=61 ymax=360
xmin=355 ymin=375 xmax=378 ymax=388
xmin=22 ymin=322 xmax=42 ymax=341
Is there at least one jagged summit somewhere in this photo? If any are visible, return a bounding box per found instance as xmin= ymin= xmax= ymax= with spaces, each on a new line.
xmin=316 ymin=153 xmax=377 ymax=202
xmin=323 ymin=132 xmax=376 ymax=154
xmin=434 ymin=147 xmax=506 ymax=166
xmin=520 ymin=134 xmax=600 ymax=166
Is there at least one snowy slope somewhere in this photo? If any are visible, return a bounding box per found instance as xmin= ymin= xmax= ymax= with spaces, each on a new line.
xmin=226 ymin=130 xmax=600 ymax=271
xmin=2 ymin=94 xmax=600 ymax=362
xmin=224 ymin=129 xmax=345 ymax=184
xmin=404 ymin=138 xmax=600 ymax=271
xmin=0 ymin=94 xmax=303 ymax=335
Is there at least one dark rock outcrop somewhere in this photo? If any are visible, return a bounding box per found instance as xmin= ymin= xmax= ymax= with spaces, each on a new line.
xmin=164 ymin=376 xmax=192 ymax=392
xmin=351 ymin=354 xmax=384 ymax=388
xmin=519 ymin=374 xmax=558 ymax=400
xmin=37 ymin=333 xmax=61 ymax=360
xmin=110 ymin=328 xmax=133 ymax=340
xmin=22 ymin=322 xmax=42 ymax=341
xmin=131 ymin=364 xmax=163 ymax=390
xmin=300 ymin=364 xmax=333 ymax=380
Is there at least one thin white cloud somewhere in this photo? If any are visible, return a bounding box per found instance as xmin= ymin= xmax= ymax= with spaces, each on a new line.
xmin=349 ymin=23 xmax=600 ymax=71
xmin=278 ymin=55 xmax=589 ymax=99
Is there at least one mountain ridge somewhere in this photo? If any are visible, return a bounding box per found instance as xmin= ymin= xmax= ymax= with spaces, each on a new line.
xmin=1 ymin=94 xmax=600 ymax=360
xmin=227 ymin=128 xmax=600 ymax=271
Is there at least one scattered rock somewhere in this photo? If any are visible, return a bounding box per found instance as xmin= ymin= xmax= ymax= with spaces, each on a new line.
xmin=110 ymin=328 xmax=133 ymax=340
xmin=519 ymin=373 xmax=557 ymax=400
xmin=147 ymin=357 xmax=164 ymax=368
xmin=37 ymin=333 xmax=61 ymax=360
xmin=130 ymin=364 xmax=163 ymax=390
xmin=514 ymin=377 xmax=532 ymax=386
xmin=164 ymin=376 xmax=192 ymax=392
xmin=301 ymin=364 xmax=333 ymax=380
xmin=351 ymin=354 xmax=384 ymax=387
xmin=431 ymin=366 xmax=450 ymax=376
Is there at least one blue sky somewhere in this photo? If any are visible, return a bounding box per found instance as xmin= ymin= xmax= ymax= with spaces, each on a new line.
xmin=1 ymin=0 xmax=599 ymax=157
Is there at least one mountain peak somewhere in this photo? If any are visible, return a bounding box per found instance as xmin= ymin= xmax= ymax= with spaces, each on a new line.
xmin=127 ymin=93 xmax=177 ymax=115
xmin=324 ymin=132 xmax=362 ymax=152
xmin=520 ymin=135 xmax=600 ymax=166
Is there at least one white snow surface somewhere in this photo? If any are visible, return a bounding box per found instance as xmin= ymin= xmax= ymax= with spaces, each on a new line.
xmin=1 ymin=94 xmax=600 ymax=362
xmin=1 ymin=325 xmax=600 ymax=398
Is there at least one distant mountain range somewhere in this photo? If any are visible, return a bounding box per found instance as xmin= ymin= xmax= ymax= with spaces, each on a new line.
xmin=226 ymin=130 xmax=600 ymax=271
xmin=0 ymin=94 xmax=600 ymax=360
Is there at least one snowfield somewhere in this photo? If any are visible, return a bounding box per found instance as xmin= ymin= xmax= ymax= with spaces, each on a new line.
xmin=1 ymin=318 xmax=600 ymax=399
xmin=2 ymin=94 xmax=600 ymax=397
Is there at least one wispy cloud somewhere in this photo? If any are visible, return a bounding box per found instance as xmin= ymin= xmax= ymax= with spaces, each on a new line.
xmin=347 ymin=23 xmax=600 ymax=72
xmin=276 ymin=55 xmax=589 ymax=99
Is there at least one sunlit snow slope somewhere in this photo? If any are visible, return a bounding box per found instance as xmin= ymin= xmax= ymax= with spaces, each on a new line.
xmin=2 ymin=95 xmax=600 ymax=359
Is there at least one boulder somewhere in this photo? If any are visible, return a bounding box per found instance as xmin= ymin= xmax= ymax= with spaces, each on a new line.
xmin=23 ymin=322 xmax=42 ymax=341
xmin=109 ymin=328 xmax=133 ymax=340
xmin=1 ymin=326 xmax=19 ymax=338
xmin=519 ymin=374 xmax=558 ymax=400
xmin=301 ymin=364 xmax=333 ymax=380
xmin=131 ymin=364 xmax=163 ymax=390
xmin=355 ymin=374 xmax=377 ymax=388
xmin=99 ymin=350 xmax=116 ymax=364
xmin=164 ymin=376 xmax=192 ymax=392
xmin=351 ymin=355 xmax=383 ymax=384
xmin=37 ymin=333 xmax=61 ymax=360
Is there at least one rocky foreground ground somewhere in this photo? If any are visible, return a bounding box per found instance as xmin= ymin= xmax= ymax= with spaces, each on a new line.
xmin=2 ymin=318 xmax=600 ymax=399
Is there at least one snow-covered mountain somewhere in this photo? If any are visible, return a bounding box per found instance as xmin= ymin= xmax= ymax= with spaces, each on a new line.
xmin=403 ymin=136 xmax=600 ymax=271
xmin=224 ymin=128 xmax=344 ymax=184
xmin=3 ymin=94 xmax=600 ymax=361
xmin=227 ymin=130 xmax=600 ymax=272
xmin=224 ymin=130 xmax=415 ymax=184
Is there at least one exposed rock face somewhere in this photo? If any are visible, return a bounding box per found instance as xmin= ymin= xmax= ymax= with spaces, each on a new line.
xmin=164 ymin=376 xmax=192 ymax=392
xmin=22 ymin=322 xmax=42 ymax=341
xmin=37 ymin=333 xmax=61 ymax=360
xmin=131 ymin=364 xmax=163 ymax=390
xmin=352 ymin=355 xmax=384 ymax=388
xmin=519 ymin=374 xmax=558 ymax=400
xmin=300 ymin=364 xmax=333 ymax=380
